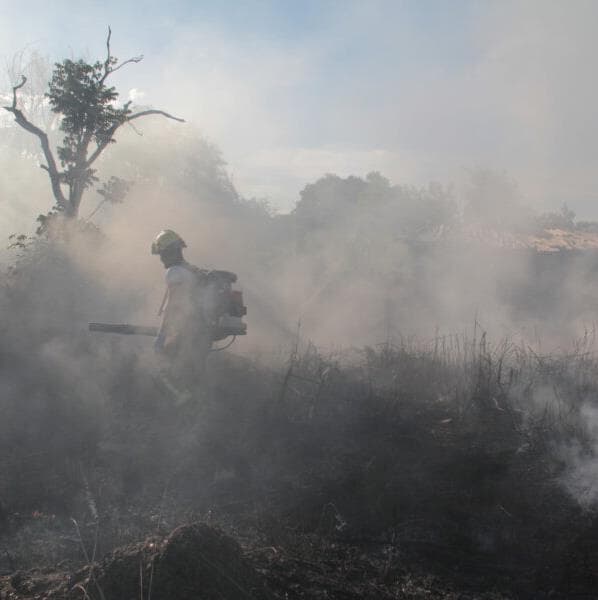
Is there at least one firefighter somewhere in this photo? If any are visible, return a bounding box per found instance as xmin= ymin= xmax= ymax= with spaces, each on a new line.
xmin=151 ymin=229 xmax=212 ymax=395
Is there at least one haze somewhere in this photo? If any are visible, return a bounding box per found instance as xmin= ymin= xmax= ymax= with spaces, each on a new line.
xmin=2 ymin=0 xmax=597 ymax=216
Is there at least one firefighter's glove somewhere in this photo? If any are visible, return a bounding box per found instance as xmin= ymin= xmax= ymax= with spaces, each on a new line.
xmin=154 ymin=333 xmax=166 ymax=354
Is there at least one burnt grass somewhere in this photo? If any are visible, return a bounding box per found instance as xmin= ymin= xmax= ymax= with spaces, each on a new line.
xmin=2 ymin=334 xmax=598 ymax=598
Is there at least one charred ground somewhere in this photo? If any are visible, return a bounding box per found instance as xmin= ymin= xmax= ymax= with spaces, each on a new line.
xmin=2 ymin=292 xmax=598 ymax=597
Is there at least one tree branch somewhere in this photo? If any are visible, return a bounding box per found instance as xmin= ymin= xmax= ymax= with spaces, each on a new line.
xmin=4 ymin=82 xmax=70 ymax=214
xmin=86 ymin=109 xmax=185 ymax=167
xmin=100 ymin=26 xmax=143 ymax=84
xmin=85 ymin=125 xmax=121 ymax=167
xmin=10 ymin=76 xmax=27 ymax=109
xmin=109 ymin=55 xmax=144 ymax=74
xmin=104 ymin=26 xmax=112 ymax=78
xmin=126 ymin=119 xmax=144 ymax=136
xmin=85 ymin=197 xmax=107 ymax=222
xmin=127 ymin=109 xmax=185 ymax=124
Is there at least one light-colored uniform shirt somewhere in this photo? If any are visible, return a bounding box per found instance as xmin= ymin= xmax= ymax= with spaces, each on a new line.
xmin=159 ymin=263 xmax=212 ymax=385
xmin=161 ymin=264 xmax=200 ymax=339
xmin=165 ymin=264 xmax=197 ymax=293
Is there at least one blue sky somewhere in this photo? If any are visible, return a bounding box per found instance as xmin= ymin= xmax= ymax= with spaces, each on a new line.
xmin=2 ymin=0 xmax=598 ymax=216
xmin=0 ymin=1 xmax=472 ymax=53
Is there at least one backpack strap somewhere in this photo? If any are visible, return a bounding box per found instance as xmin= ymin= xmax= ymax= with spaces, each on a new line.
xmin=180 ymin=262 xmax=210 ymax=286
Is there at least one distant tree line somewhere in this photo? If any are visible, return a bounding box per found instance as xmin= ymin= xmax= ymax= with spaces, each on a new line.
xmin=2 ymin=35 xmax=597 ymax=247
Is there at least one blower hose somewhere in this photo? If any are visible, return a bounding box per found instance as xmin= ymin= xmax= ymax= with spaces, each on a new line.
xmin=210 ymin=336 xmax=237 ymax=352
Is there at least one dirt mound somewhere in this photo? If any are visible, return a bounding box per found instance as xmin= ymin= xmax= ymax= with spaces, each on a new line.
xmin=54 ymin=523 xmax=268 ymax=600
xmin=150 ymin=524 xmax=267 ymax=599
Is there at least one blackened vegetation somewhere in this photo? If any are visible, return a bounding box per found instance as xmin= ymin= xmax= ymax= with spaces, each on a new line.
xmin=2 ymin=319 xmax=598 ymax=598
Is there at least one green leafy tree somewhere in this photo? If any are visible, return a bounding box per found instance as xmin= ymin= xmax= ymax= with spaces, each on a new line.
xmin=293 ymin=172 xmax=456 ymax=243
xmin=3 ymin=28 xmax=184 ymax=222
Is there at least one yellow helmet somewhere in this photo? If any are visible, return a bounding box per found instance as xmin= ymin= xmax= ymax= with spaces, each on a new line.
xmin=151 ymin=229 xmax=187 ymax=255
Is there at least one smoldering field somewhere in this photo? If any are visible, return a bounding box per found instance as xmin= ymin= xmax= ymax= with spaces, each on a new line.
xmin=4 ymin=121 xmax=598 ymax=597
